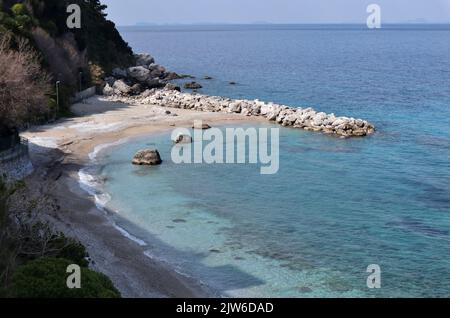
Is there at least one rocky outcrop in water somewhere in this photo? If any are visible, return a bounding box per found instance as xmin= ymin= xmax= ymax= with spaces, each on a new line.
xmin=165 ymin=83 xmax=181 ymax=92
xmin=173 ymin=134 xmax=193 ymax=144
xmin=109 ymin=90 xmax=375 ymax=137
xmin=184 ymin=82 xmax=203 ymax=90
xmin=132 ymin=149 xmax=162 ymax=165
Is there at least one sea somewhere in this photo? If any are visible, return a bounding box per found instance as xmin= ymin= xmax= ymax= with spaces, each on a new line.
xmin=82 ymin=24 xmax=450 ymax=297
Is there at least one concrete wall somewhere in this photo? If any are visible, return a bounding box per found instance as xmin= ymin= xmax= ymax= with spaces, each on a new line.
xmin=71 ymin=86 xmax=96 ymax=103
xmin=0 ymin=153 xmax=33 ymax=182
xmin=0 ymin=145 xmax=33 ymax=182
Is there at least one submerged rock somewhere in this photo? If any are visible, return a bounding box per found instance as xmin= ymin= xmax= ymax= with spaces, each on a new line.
xmin=132 ymin=149 xmax=162 ymax=166
xmin=163 ymin=72 xmax=181 ymax=81
xmin=165 ymin=83 xmax=181 ymax=92
xmin=298 ymin=287 xmax=313 ymax=293
xmin=184 ymin=82 xmax=203 ymax=89
xmin=180 ymin=74 xmax=196 ymax=79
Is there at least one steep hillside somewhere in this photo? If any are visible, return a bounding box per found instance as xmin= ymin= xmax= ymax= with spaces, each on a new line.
xmin=0 ymin=0 xmax=134 ymax=89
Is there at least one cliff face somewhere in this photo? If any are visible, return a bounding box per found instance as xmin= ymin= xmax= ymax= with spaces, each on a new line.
xmin=0 ymin=0 xmax=134 ymax=86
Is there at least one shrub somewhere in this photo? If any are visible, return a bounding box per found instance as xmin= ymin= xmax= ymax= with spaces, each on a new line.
xmin=54 ymin=236 xmax=89 ymax=267
xmin=0 ymin=14 xmax=16 ymax=30
xmin=0 ymin=34 xmax=51 ymax=135
xmin=41 ymin=20 xmax=57 ymax=36
xmin=0 ymin=176 xmax=12 ymax=227
xmin=0 ymin=11 xmax=7 ymax=22
xmin=89 ymin=63 xmax=104 ymax=86
xmin=12 ymin=220 xmax=89 ymax=266
xmin=11 ymin=4 xmax=28 ymax=16
xmin=8 ymin=3 xmax=35 ymax=31
xmin=11 ymin=257 xmax=120 ymax=298
xmin=13 ymin=14 xmax=32 ymax=30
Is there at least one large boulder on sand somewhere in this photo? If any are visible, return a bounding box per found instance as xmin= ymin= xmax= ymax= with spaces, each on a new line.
xmin=132 ymin=149 xmax=162 ymax=166
xmin=130 ymin=83 xmax=143 ymax=95
xmin=112 ymin=79 xmax=132 ymax=95
xmin=127 ymin=66 xmax=151 ymax=82
xmin=102 ymin=83 xmax=114 ymax=96
xmin=135 ymin=53 xmax=155 ymax=66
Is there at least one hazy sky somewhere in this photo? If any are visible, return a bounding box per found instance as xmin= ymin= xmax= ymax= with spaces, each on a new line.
xmin=102 ymin=0 xmax=450 ymax=25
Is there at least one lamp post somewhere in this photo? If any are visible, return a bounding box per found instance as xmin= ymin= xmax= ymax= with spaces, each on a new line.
xmin=56 ymin=80 xmax=61 ymax=118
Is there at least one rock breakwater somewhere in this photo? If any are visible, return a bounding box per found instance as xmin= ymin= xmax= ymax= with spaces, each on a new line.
xmin=108 ymin=89 xmax=375 ymax=137
xmin=102 ymin=53 xmax=375 ymax=137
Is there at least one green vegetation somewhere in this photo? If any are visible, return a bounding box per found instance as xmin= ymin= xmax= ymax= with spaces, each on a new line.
xmin=0 ymin=179 xmax=121 ymax=298
xmin=11 ymin=258 xmax=120 ymax=298
xmin=10 ymin=3 xmax=27 ymax=15
xmin=0 ymin=1 xmax=36 ymax=34
xmin=0 ymin=0 xmax=133 ymax=71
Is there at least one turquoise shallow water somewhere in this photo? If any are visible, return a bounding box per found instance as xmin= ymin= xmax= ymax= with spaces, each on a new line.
xmin=93 ymin=25 xmax=450 ymax=297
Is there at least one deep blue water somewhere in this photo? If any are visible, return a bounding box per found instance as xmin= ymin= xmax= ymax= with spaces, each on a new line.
xmin=95 ymin=25 xmax=450 ymax=297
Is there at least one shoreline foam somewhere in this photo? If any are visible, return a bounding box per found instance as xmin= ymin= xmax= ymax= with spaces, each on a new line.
xmin=78 ymin=138 xmax=151 ymax=249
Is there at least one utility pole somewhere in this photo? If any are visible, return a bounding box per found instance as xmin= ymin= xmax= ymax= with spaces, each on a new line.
xmin=56 ymin=80 xmax=61 ymax=119
xmin=79 ymin=72 xmax=83 ymax=92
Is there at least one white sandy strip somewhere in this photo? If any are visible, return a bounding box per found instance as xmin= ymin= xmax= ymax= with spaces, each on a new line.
xmin=28 ymin=136 xmax=60 ymax=149
xmin=68 ymin=121 xmax=126 ymax=133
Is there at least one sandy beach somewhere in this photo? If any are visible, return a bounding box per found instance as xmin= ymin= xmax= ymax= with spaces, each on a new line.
xmin=21 ymin=96 xmax=262 ymax=298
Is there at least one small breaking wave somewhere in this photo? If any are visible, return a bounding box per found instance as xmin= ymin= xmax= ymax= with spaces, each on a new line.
xmin=78 ymin=167 xmax=110 ymax=212
xmin=78 ymin=138 xmax=128 ymax=210
xmin=77 ymin=138 xmax=150 ymax=247
xmin=89 ymin=138 xmax=128 ymax=162
xmin=113 ymin=224 xmax=147 ymax=246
